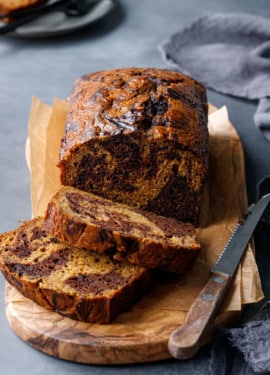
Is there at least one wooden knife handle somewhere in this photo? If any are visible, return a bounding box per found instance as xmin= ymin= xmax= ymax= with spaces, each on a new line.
xmin=168 ymin=271 xmax=231 ymax=360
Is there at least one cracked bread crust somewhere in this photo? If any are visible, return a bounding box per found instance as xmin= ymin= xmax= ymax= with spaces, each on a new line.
xmin=58 ymin=67 xmax=209 ymax=225
xmin=44 ymin=186 xmax=201 ymax=273
xmin=0 ymin=217 xmax=151 ymax=323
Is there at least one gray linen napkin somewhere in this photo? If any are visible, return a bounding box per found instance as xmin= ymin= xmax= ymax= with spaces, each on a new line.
xmin=159 ymin=13 xmax=270 ymax=141
xmin=209 ymin=301 xmax=270 ymax=374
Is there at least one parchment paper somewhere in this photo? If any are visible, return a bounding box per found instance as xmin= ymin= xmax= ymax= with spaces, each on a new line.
xmin=26 ymin=96 xmax=264 ymax=313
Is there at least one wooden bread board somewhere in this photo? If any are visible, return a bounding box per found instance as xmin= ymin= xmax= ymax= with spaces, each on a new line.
xmin=4 ymin=105 xmax=261 ymax=364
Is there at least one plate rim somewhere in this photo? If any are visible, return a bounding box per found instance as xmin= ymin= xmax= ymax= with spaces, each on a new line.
xmin=0 ymin=0 xmax=114 ymax=38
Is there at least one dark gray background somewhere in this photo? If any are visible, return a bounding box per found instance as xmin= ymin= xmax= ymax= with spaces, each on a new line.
xmin=0 ymin=1 xmax=270 ymax=374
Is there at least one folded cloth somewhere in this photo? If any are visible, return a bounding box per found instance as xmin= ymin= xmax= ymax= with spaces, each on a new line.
xmin=159 ymin=13 xmax=270 ymax=141
xmin=209 ymin=301 xmax=270 ymax=374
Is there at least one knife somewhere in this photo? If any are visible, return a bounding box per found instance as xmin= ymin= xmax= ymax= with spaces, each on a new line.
xmin=168 ymin=193 xmax=270 ymax=360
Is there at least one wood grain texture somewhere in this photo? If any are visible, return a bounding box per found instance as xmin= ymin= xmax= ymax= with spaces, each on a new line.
xmin=5 ymin=280 xmax=239 ymax=365
xmin=4 ymin=105 xmax=258 ymax=364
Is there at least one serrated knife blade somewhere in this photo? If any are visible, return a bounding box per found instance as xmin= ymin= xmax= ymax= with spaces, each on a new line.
xmin=168 ymin=193 xmax=270 ymax=360
xmin=212 ymin=193 xmax=270 ymax=275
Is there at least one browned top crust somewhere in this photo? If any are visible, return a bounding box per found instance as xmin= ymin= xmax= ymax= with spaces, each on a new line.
xmin=59 ymin=67 xmax=208 ymax=164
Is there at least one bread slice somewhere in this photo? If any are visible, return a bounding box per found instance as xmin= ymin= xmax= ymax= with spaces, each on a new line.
xmin=44 ymin=186 xmax=201 ymax=273
xmin=0 ymin=217 xmax=151 ymax=323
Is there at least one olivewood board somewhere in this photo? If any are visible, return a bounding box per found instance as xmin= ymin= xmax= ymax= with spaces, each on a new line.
xmin=4 ymin=106 xmax=262 ymax=365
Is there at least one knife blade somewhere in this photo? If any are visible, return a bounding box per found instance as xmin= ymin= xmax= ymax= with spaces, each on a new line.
xmin=168 ymin=193 xmax=270 ymax=360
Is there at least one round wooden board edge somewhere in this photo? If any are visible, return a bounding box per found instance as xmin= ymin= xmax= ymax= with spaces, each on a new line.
xmin=5 ymin=283 xmax=241 ymax=365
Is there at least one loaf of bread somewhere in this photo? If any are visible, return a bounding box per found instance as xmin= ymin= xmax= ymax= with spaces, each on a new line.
xmin=44 ymin=186 xmax=201 ymax=273
xmin=0 ymin=217 xmax=151 ymax=323
xmin=58 ymin=67 xmax=209 ymax=226
xmin=0 ymin=0 xmax=46 ymax=13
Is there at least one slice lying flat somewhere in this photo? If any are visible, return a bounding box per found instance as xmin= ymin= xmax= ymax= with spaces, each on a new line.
xmin=0 ymin=217 xmax=151 ymax=323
